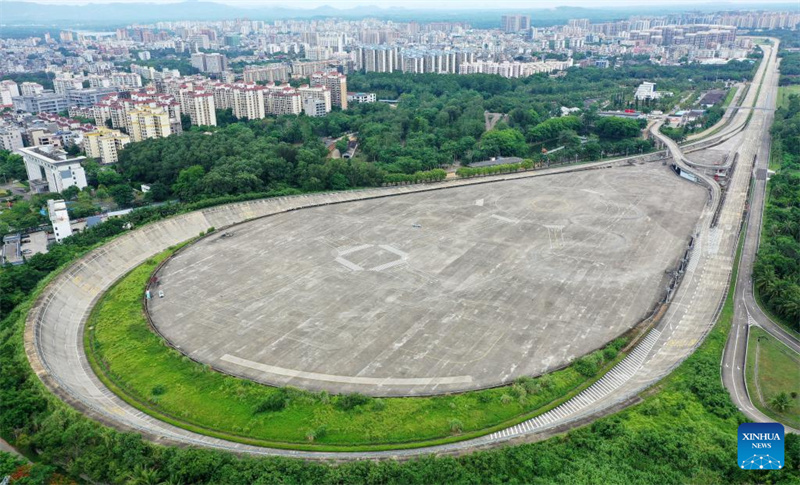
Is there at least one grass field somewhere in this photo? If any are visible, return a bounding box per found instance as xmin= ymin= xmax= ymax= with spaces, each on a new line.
xmin=85 ymin=249 xmax=631 ymax=451
xmin=778 ymin=85 xmax=800 ymax=109
xmin=745 ymin=326 xmax=800 ymax=430
xmin=722 ymin=85 xmax=738 ymax=109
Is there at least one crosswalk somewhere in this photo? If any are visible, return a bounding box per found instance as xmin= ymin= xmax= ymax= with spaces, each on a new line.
xmin=488 ymin=328 xmax=662 ymax=441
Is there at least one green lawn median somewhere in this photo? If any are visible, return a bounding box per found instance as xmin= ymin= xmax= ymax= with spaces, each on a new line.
xmin=745 ymin=326 xmax=800 ymax=430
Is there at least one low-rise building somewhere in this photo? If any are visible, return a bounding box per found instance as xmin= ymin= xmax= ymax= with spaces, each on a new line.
xmin=18 ymin=145 xmax=87 ymax=193
xmin=346 ymin=92 xmax=376 ymax=104
xmin=12 ymin=93 xmax=69 ymax=114
xmin=47 ymin=199 xmax=72 ymax=242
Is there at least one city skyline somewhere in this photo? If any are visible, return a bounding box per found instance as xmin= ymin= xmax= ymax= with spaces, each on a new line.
xmin=5 ymin=0 xmax=799 ymax=9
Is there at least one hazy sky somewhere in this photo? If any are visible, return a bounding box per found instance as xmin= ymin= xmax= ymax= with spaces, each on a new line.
xmin=7 ymin=0 xmax=797 ymax=8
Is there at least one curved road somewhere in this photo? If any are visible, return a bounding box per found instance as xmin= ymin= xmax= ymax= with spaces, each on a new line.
xmin=24 ymin=41 xmax=791 ymax=459
xmin=718 ymin=40 xmax=800 ymax=433
xmin=654 ymin=40 xmax=798 ymax=433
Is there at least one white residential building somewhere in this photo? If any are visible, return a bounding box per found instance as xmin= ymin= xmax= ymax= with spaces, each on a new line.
xmin=47 ymin=199 xmax=72 ymax=242
xmin=0 ymin=80 xmax=19 ymax=107
xmin=53 ymin=74 xmax=83 ymax=95
xmin=347 ymin=92 xmax=376 ymax=104
xmin=176 ymin=87 xmax=217 ymax=127
xmin=231 ymin=83 xmax=266 ymax=120
xmin=311 ymin=71 xmax=347 ymax=109
xmin=264 ymin=83 xmax=302 ymax=115
xmin=0 ymin=126 xmax=24 ymax=151
xmin=20 ymin=82 xmax=44 ymax=96
xmin=297 ymin=85 xmax=332 ymax=113
xmin=303 ymin=97 xmax=327 ymax=117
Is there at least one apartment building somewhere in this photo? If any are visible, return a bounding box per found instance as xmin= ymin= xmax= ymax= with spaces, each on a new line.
xmin=243 ymin=64 xmax=290 ymax=83
xmin=183 ymin=90 xmax=217 ymax=126
xmin=264 ymin=84 xmax=302 ymax=116
xmin=20 ymin=82 xmax=44 ymax=96
xmin=0 ymin=80 xmax=20 ymax=107
xmin=83 ymin=127 xmax=131 ymax=164
xmin=191 ymin=52 xmax=228 ymax=74
xmin=311 ymin=71 xmax=347 ymax=109
xmin=501 ymin=14 xmax=531 ymax=32
xmin=303 ymin=98 xmax=327 ymax=117
xmin=231 ymin=83 xmax=266 ymax=120
xmin=297 ymin=85 xmax=331 ymax=113
xmin=126 ymin=106 xmax=172 ymax=142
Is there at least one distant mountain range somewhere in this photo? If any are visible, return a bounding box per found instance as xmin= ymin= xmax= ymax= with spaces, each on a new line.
xmin=0 ymin=1 xmax=796 ymax=29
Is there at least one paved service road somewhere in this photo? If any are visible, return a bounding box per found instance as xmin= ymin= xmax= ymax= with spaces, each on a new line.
xmin=24 ymin=41 xmax=791 ymax=458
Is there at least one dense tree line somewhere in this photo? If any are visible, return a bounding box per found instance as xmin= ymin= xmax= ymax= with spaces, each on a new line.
xmin=778 ymin=52 xmax=800 ymax=86
xmin=0 ymin=150 xmax=25 ymax=183
xmin=754 ymin=93 xmax=800 ymax=328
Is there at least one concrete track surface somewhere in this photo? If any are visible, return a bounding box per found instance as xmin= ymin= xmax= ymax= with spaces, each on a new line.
xmin=25 ymin=42 xmax=788 ymax=458
xmin=148 ymin=166 xmax=704 ymax=397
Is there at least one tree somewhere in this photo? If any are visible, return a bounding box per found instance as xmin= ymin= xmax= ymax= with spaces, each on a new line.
xmin=770 ymin=392 xmax=791 ymax=412
xmin=109 ymin=184 xmax=134 ymax=208
xmin=172 ymin=165 xmax=206 ymax=202
xmin=61 ymin=185 xmax=80 ymax=201
xmin=65 ymin=143 xmax=81 ymax=156
xmin=595 ymin=117 xmax=643 ymax=140
xmin=180 ymin=113 xmax=192 ymax=132
xmin=0 ymin=150 xmax=26 ymax=182
xmin=480 ymin=128 xmax=527 ymax=157
xmin=144 ymin=182 xmax=171 ymax=202
xmin=335 ymin=138 xmax=349 ymax=154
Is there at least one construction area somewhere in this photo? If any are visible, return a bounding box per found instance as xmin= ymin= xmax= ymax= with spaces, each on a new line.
xmin=147 ymin=164 xmax=706 ymax=396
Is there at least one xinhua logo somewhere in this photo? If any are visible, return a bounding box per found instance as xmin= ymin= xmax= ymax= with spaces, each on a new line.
xmin=738 ymin=423 xmax=784 ymax=470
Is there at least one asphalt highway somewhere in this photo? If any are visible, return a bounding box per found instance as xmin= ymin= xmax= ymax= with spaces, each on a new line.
xmin=718 ymin=40 xmax=800 ymax=433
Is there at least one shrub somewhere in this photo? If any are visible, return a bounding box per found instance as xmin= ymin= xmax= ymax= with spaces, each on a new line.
xmin=336 ymin=393 xmax=371 ymax=411
xmin=573 ymin=357 xmax=600 ymax=377
xmin=516 ymin=376 xmax=542 ymax=395
xmin=449 ymin=418 xmax=463 ymax=433
xmin=151 ymin=384 xmax=166 ymax=396
xmin=254 ymin=390 xmax=287 ymax=413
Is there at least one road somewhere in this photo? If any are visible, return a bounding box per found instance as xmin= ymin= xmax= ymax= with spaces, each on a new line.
xmin=22 ymin=42 xmax=792 ymax=459
xmin=719 ymin=40 xmax=800 ymax=433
